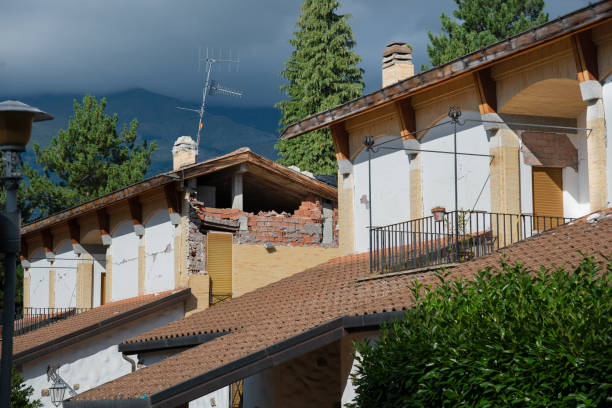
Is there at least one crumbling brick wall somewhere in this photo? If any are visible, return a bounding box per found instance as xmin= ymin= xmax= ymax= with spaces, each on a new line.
xmin=189 ymin=195 xmax=338 ymax=248
xmin=187 ymin=208 xmax=206 ymax=275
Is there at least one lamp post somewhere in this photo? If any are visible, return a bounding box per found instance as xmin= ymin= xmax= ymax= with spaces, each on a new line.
xmin=0 ymin=100 xmax=52 ymax=407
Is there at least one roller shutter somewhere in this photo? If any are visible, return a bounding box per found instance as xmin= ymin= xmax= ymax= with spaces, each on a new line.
xmin=207 ymin=232 xmax=233 ymax=295
xmin=532 ymin=167 xmax=563 ymax=228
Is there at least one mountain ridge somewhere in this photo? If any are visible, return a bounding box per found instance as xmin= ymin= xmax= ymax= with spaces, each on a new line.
xmin=3 ymin=88 xmax=281 ymax=176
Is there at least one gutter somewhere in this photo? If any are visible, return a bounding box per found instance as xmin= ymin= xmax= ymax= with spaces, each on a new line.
xmin=64 ymin=310 xmax=404 ymax=408
xmin=119 ymin=331 xmax=229 ymax=354
xmin=13 ymin=289 xmax=191 ymax=366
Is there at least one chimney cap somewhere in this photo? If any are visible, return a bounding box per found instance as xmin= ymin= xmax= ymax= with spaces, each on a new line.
xmin=382 ymin=42 xmax=412 ymax=57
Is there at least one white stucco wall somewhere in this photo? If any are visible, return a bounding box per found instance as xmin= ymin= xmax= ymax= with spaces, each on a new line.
xmin=28 ymin=248 xmax=50 ymax=309
xmin=111 ymin=221 xmax=139 ymax=301
xmin=353 ymin=137 xmax=412 ymax=253
xmin=144 ymin=210 xmax=175 ymax=294
xmin=53 ymin=240 xmax=77 ymax=308
xmin=603 ymin=75 xmax=612 ymax=208
xmin=22 ymin=304 xmax=185 ymax=408
xmin=420 ymin=112 xmax=491 ymax=216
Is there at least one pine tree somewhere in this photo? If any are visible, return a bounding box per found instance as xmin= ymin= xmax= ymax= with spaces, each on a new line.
xmin=427 ymin=0 xmax=548 ymax=67
xmin=276 ymin=0 xmax=364 ymax=175
xmin=22 ymin=95 xmax=156 ymax=219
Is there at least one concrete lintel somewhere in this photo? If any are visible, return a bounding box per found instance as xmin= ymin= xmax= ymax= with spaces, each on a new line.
xmin=481 ymin=112 xmax=509 ymax=131
xmin=133 ymin=224 xmax=145 ymax=237
xmin=170 ymin=213 xmax=182 ymax=226
xmin=402 ymin=137 xmax=420 ymax=159
xmin=580 ymin=80 xmax=603 ymax=102
xmin=101 ymin=234 xmax=112 ymax=246
xmin=21 ymin=259 xmax=31 ymax=269
xmin=337 ymin=159 xmax=353 ymax=175
xmin=45 ymin=251 xmax=55 ymax=262
xmin=72 ymin=243 xmax=85 ymax=255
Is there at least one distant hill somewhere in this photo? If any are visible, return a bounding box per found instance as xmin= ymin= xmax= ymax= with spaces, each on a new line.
xmin=6 ymin=89 xmax=281 ymax=176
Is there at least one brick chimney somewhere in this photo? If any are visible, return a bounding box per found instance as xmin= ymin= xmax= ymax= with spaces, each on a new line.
xmin=382 ymin=42 xmax=414 ymax=87
xmin=172 ymin=136 xmax=197 ymax=170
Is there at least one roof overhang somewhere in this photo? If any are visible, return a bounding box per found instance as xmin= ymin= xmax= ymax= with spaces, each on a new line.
xmin=281 ymin=0 xmax=612 ymax=140
xmin=21 ymin=149 xmax=336 ymax=238
xmin=65 ymin=310 xmax=404 ymax=408
xmin=13 ymin=289 xmax=191 ymax=366
xmin=118 ymin=331 xmax=229 ymax=354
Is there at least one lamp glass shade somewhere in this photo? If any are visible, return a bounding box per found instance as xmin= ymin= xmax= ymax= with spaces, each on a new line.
xmin=0 ymin=100 xmax=53 ymax=148
xmin=50 ymin=382 xmax=66 ymax=407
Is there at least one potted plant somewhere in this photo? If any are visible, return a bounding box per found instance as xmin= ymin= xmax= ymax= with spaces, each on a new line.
xmin=431 ymin=206 xmax=446 ymax=222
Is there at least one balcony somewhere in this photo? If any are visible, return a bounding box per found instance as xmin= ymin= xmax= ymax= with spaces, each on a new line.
xmin=369 ymin=211 xmax=574 ymax=274
xmin=1 ymin=307 xmax=91 ymax=337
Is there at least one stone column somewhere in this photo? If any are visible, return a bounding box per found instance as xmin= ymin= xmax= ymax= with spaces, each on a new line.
xmin=76 ymin=257 xmax=94 ymax=308
xmin=483 ymin=114 xmax=521 ymax=215
xmin=48 ymin=269 xmax=56 ymax=308
xmin=337 ymin=169 xmax=355 ymax=254
xmin=138 ymin=242 xmax=146 ymax=296
xmin=580 ymin=80 xmax=607 ymax=211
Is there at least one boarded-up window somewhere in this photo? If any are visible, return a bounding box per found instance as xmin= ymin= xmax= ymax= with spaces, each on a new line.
xmin=532 ymin=167 xmax=563 ymax=228
xmin=207 ymin=232 xmax=233 ymax=296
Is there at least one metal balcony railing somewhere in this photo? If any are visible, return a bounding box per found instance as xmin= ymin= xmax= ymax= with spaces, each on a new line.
xmin=1 ymin=307 xmax=91 ymax=337
xmin=369 ymin=211 xmax=574 ymax=274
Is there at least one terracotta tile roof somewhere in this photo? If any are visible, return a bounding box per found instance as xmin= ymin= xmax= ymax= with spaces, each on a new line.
xmin=10 ymin=289 xmax=190 ymax=365
xmin=71 ymin=213 xmax=612 ymax=403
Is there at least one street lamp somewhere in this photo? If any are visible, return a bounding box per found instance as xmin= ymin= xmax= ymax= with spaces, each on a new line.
xmin=49 ymin=379 xmax=66 ymax=407
xmin=0 ymin=100 xmax=52 ymax=408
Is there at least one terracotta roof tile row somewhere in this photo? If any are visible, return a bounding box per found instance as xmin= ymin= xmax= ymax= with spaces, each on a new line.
xmin=72 ymin=212 xmax=612 ymax=402
xmin=10 ymin=289 xmax=190 ymax=365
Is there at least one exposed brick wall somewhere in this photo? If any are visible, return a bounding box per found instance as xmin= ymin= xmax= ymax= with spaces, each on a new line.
xmin=189 ymin=195 xmax=338 ymax=248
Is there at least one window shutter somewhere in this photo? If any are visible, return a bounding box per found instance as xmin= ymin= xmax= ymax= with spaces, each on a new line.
xmin=207 ymin=232 xmax=233 ymax=295
xmin=532 ymin=167 xmax=563 ymax=228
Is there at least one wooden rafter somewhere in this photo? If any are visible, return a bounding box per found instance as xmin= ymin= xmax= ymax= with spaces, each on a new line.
xmin=41 ymin=229 xmax=53 ymax=255
xmin=164 ymin=183 xmax=180 ymax=217
xmin=128 ymin=196 xmax=143 ymax=226
xmin=571 ymin=31 xmax=598 ymax=82
xmin=20 ymin=238 xmax=28 ymax=262
xmin=68 ymin=219 xmax=80 ymax=246
xmin=97 ymin=209 xmax=110 ymax=237
xmin=473 ymin=68 xmax=497 ymax=115
xmin=395 ymin=98 xmax=416 ymax=139
xmin=330 ymin=123 xmax=350 ymax=161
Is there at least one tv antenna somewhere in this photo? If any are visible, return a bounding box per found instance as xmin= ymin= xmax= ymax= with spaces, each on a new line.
xmin=177 ymin=47 xmax=244 ymax=151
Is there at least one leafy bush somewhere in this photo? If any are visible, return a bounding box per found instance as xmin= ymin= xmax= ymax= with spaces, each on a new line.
xmin=348 ymin=257 xmax=612 ymax=407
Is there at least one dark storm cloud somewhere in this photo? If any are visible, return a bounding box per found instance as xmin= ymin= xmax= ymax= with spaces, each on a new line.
xmin=1 ymin=0 xmax=591 ymax=106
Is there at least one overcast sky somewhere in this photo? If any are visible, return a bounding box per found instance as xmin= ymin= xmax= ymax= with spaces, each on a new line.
xmin=1 ymin=0 xmax=591 ymax=107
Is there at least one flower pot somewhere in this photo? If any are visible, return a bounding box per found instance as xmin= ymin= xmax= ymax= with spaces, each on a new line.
xmin=431 ymin=207 xmax=446 ymax=222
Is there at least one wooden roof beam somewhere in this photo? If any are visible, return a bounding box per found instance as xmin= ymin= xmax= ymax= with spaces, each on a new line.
xmin=41 ymin=229 xmax=55 ymax=261
xmin=128 ymin=196 xmax=145 ymax=237
xmin=395 ymin=98 xmax=416 ymax=139
xmin=330 ymin=122 xmax=352 ymax=175
xmin=473 ymin=68 xmax=497 ymax=115
xmin=97 ymin=209 xmax=111 ymax=246
xmin=68 ymin=219 xmax=84 ymax=254
xmin=571 ymin=30 xmax=598 ymax=83
xmin=164 ymin=183 xmax=182 ymax=226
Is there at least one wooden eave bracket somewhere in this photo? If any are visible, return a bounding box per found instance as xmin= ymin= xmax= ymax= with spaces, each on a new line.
xmin=20 ymin=238 xmax=30 ymax=268
xmin=41 ymin=229 xmax=55 ymax=261
xmin=571 ymin=31 xmax=598 ymax=83
xmin=68 ymin=219 xmax=84 ymax=255
xmin=128 ymin=196 xmax=145 ymax=237
xmin=473 ymin=68 xmax=497 ymax=115
xmin=395 ymin=98 xmax=416 ymax=139
xmin=330 ymin=123 xmax=352 ymax=175
xmin=97 ymin=209 xmax=112 ymax=246
xmin=164 ymin=183 xmax=182 ymax=226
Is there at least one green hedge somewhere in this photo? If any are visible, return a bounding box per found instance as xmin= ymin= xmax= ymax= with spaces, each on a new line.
xmin=348 ymin=257 xmax=612 ymax=407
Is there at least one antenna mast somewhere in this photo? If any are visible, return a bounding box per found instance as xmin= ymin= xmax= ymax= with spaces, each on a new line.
xmin=177 ymin=47 xmax=244 ymax=152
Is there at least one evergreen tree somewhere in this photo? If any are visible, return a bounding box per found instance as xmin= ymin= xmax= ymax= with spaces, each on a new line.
xmin=427 ymin=0 xmax=548 ymax=67
xmin=276 ymin=0 xmax=364 ymax=175
xmin=11 ymin=368 xmax=42 ymax=408
xmin=22 ymin=95 xmax=157 ymax=219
